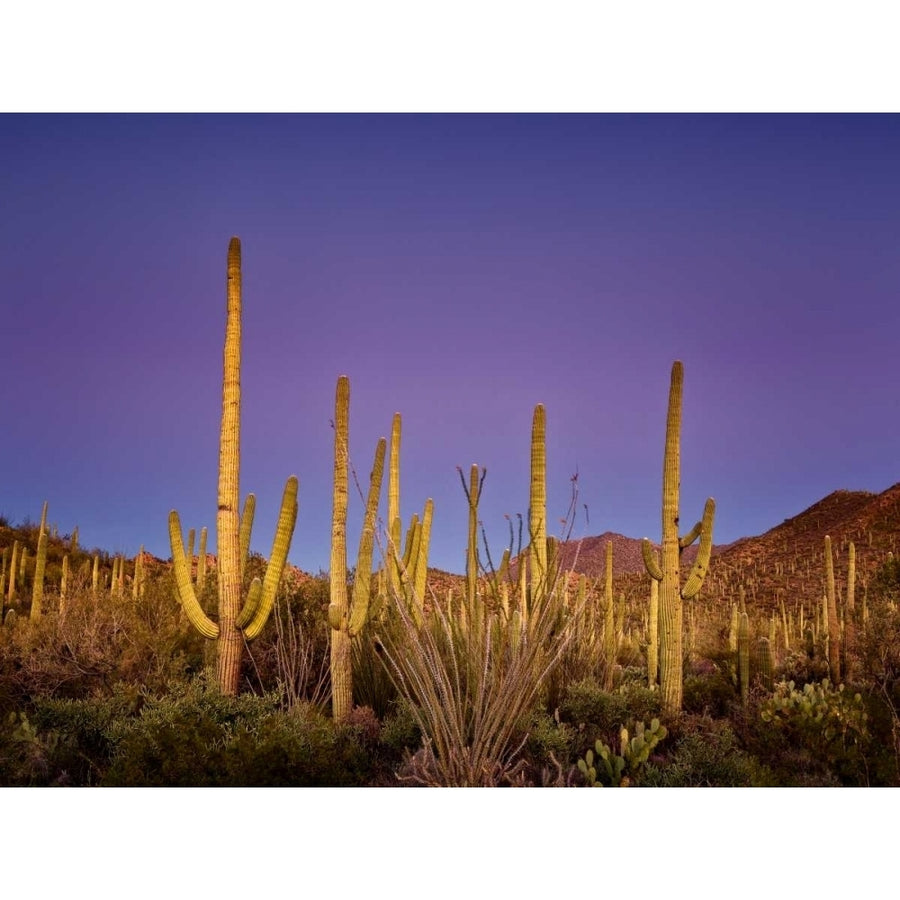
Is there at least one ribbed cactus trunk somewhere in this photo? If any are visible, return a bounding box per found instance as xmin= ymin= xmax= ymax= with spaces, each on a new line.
xmin=738 ymin=612 xmax=750 ymax=705
xmin=528 ymin=404 xmax=547 ymax=609
xmin=824 ymin=535 xmax=840 ymax=684
xmin=330 ymin=376 xmax=352 ymax=723
xmin=642 ymin=362 xmax=715 ymax=716
xmin=217 ymin=237 xmax=244 ymax=695
xmin=603 ymin=540 xmax=615 ymax=690
xmin=387 ymin=413 xmax=401 ymax=596
xmin=658 ymin=363 xmax=684 ymax=714
xmin=30 ymin=531 xmax=47 ymax=622
xmin=648 ymin=576 xmax=659 ymax=687
xmin=465 ymin=464 xmax=480 ymax=610
xmin=844 ymin=541 xmax=856 ymax=681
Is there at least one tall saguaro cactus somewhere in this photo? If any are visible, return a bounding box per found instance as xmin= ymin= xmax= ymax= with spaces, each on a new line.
xmin=168 ymin=237 xmax=299 ymax=695
xmin=328 ymin=375 xmax=387 ymax=723
xmin=642 ymin=361 xmax=715 ymax=715
xmin=528 ymin=404 xmax=548 ymax=607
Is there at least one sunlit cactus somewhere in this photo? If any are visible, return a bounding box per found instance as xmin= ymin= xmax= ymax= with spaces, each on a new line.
xmin=197 ymin=526 xmax=208 ymax=591
xmin=642 ymin=361 xmax=715 ymax=714
xmin=30 ymin=531 xmax=47 ymax=622
xmin=824 ymin=535 xmax=840 ymax=684
xmin=327 ymin=375 xmax=387 ymax=723
xmin=757 ymin=636 xmax=774 ymax=691
xmin=738 ymin=611 xmax=750 ymax=705
xmin=528 ymin=404 xmax=548 ymax=607
xmin=7 ymin=541 xmax=18 ymax=604
xmin=168 ymin=237 xmax=298 ymax=694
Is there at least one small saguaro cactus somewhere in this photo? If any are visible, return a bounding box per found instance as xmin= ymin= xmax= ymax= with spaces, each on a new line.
xmin=824 ymin=535 xmax=841 ymax=684
xmin=169 ymin=237 xmax=299 ymax=696
xmin=30 ymin=531 xmax=48 ymax=622
xmin=328 ymin=375 xmax=387 ymax=723
xmin=642 ymin=361 xmax=716 ymax=715
xmin=738 ymin=611 xmax=751 ymax=705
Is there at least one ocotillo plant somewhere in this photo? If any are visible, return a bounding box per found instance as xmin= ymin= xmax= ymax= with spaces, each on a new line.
xmin=327 ymin=375 xmax=387 ymax=723
xmin=642 ymin=361 xmax=715 ymax=715
xmin=168 ymin=237 xmax=299 ymax=695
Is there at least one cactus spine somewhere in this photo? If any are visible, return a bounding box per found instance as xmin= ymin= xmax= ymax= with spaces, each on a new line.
xmin=642 ymin=361 xmax=715 ymax=715
xmin=168 ymin=237 xmax=298 ymax=695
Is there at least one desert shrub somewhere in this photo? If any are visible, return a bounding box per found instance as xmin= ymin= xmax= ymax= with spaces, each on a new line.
xmin=523 ymin=710 xmax=576 ymax=770
xmin=379 ymin=700 xmax=422 ymax=758
xmin=241 ymin=573 xmax=331 ymax=705
xmin=640 ymin=717 xmax=773 ymax=787
xmin=101 ymin=675 xmax=375 ymax=786
xmin=560 ymin=678 xmax=627 ymax=732
xmin=682 ymin=671 xmax=737 ymax=717
xmin=560 ymin=677 xmax=660 ymax=757
xmin=0 ymin=711 xmax=65 ymax=786
xmin=0 ymin=574 xmax=203 ymax=706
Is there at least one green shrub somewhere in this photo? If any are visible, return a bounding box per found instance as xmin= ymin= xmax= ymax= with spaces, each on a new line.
xmin=101 ymin=675 xmax=375 ymax=786
xmin=640 ymin=717 xmax=773 ymax=787
xmin=682 ymin=672 xmax=737 ymax=717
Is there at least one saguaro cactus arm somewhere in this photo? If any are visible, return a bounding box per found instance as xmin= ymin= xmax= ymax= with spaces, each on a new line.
xmin=348 ymin=438 xmax=386 ymax=637
xmin=241 ymin=475 xmax=299 ymax=640
xmin=682 ymin=497 xmax=716 ymax=599
xmin=169 ymin=510 xmax=219 ymax=638
xmin=642 ymin=538 xmax=663 ymax=582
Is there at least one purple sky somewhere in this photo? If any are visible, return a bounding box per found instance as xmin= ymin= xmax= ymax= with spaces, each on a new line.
xmin=2 ymin=114 xmax=899 ymax=575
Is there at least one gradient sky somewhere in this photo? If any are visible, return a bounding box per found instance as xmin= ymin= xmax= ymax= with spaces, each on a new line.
xmin=2 ymin=114 xmax=899 ymax=574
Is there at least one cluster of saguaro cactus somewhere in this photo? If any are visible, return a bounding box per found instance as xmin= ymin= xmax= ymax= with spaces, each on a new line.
xmin=382 ymin=412 xmax=433 ymax=620
xmin=168 ymin=237 xmax=298 ymax=695
xmin=642 ymin=361 xmax=715 ymax=715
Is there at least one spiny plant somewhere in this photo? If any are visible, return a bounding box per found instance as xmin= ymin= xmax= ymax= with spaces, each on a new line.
xmin=327 ymin=374 xmax=387 ymax=724
xmin=642 ymin=361 xmax=715 ymax=715
xmin=824 ymin=535 xmax=841 ymax=684
xmin=168 ymin=237 xmax=298 ymax=696
xmin=374 ymin=404 xmax=577 ymax=785
xmin=578 ymin=718 xmax=668 ymax=786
